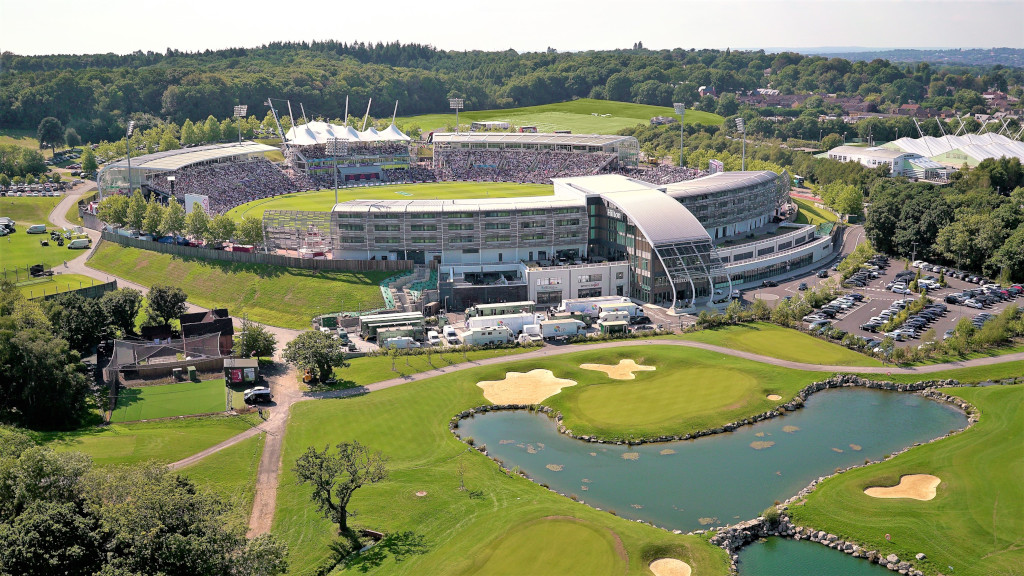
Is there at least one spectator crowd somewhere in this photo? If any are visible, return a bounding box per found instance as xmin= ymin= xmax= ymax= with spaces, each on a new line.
xmin=149 ymin=159 xmax=315 ymax=214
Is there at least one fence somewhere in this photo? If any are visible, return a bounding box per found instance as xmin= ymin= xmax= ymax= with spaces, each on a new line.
xmin=99 ymin=232 xmax=414 ymax=273
xmin=35 ymin=280 xmax=117 ymax=301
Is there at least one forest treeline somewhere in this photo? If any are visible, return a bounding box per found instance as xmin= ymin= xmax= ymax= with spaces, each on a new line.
xmin=3 ymin=42 xmax=1021 ymax=144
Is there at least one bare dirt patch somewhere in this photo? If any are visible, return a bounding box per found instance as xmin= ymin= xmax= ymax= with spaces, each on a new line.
xmin=864 ymin=474 xmax=941 ymax=501
xmin=579 ymin=359 xmax=656 ymax=380
xmin=477 ymin=369 xmax=576 ymax=404
xmin=650 ymin=558 xmax=692 ymax=576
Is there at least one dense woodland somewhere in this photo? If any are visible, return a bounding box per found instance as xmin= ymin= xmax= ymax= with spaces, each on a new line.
xmin=3 ymin=42 xmax=1022 ymax=143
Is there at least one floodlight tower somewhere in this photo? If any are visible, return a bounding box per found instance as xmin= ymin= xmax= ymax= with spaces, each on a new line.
xmin=449 ymin=98 xmax=464 ymax=134
xmin=735 ymin=117 xmax=746 ymax=171
xmin=326 ymin=137 xmax=349 ymax=205
xmin=673 ymin=103 xmax=686 ymax=167
xmin=125 ymin=120 xmax=136 ymax=194
xmin=233 ymin=105 xmax=248 ymax=143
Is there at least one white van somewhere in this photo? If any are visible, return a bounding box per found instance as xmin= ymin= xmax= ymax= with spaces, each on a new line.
xmin=68 ymin=238 xmax=91 ymax=249
xmin=27 ymin=224 xmax=47 ymax=234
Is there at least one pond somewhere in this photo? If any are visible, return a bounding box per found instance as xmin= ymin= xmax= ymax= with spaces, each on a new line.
xmin=737 ymin=537 xmax=893 ymax=575
xmin=457 ymin=388 xmax=966 ymax=532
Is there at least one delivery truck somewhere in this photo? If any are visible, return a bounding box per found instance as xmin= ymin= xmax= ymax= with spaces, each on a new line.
xmin=466 ymin=312 xmax=546 ymax=335
xmin=540 ymin=319 xmax=586 ymax=339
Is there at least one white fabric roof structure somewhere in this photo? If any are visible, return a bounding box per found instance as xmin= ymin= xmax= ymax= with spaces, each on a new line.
xmin=284 ymin=121 xmax=411 ymax=146
xmin=884 ymin=133 xmax=1024 ymax=164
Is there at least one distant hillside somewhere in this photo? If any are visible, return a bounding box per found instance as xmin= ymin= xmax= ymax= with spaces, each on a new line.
xmin=807 ymin=48 xmax=1024 ymax=67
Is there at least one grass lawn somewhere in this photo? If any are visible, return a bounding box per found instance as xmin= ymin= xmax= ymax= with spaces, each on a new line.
xmin=275 ymin=349 xmax=731 ymax=575
xmin=65 ymin=191 xmax=95 ymax=225
xmin=789 ymin=385 xmax=1024 ymax=576
xmin=38 ymin=413 xmax=262 ymax=466
xmin=859 ymin=360 xmax=1024 ymax=385
xmin=1 ymin=224 xmax=88 ymax=272
xmin=536 ymin=346 xmax=822 ymax=440
xmin=398 ymin=98 xmax=725 ymax=134
xmin=224 ymin=182 xmax=551 ymax=221
xmin=0 ymin=195 xmax=60 ymax=224
xmin=793 ymin=197 xmax=837 ymax=227
xmin=0 ymin=128 xmax=55 ymax=159
xmin=87 ymin=242 xmax=389 ymax=328
xmin=110 ymin=379 xmax=228 ymax=423
xmin=17 ymin=273 xmax=102 ymax=299
xmin=182 ymin=432 xmax=265 ymax=530
xmin=678 ymin=322 xmax=884 ymax=367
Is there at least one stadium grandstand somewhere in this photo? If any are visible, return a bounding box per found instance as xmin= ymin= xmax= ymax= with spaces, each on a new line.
xmin=284 ymin=121 xmax=413 ymax=186
xmin=97 ymin=142 xmax=315 ymax=214
xmin=881 ymin=133 xmax=1024 ymax=167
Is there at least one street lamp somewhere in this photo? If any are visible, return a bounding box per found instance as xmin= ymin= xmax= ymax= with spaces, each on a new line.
xmin=734 ymin=117 xmax=746 ymax=171
xmin=233 ymin=105 xmax=248 ymax=144
xmin=326 ymin=137 xmax=349 ymax=205
xmin=125 ymin=120 xmax=135 ymax=194
xmin=449 ymin=98 xmax=464 ymax=134
xmin=673 ymin=103 xmax=686 ymax=167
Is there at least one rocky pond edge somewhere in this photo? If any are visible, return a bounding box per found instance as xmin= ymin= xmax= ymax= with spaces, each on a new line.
xmin=447 ymin=374 xmax=1007 ymax=575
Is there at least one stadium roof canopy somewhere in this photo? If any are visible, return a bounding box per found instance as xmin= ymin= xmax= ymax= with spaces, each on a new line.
xmin=662 ymin=171 xmax=780 ymax=199
xmin=432 ymin=132 xmax=634 ymax=147
xmin=601 ymin=188 xmax=710 ymax=243
xmin=105 ymin=142 xmax=278 ymax=172
xmin=883 ymin=133 xmax=1024 ymax=164
xmin=285 ymin=121 xmax=410 ymax=146
xmin=332 ymin=196 xmax=584 ymax=213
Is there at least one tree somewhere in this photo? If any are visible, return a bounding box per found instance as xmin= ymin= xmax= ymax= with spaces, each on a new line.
xmin=126 ymin=190 xmax=146 ymax=231
xmin=97 ymin=194 xmax=129 ymax=226
xmin=37 ymin=117 xmax=65 ymax=154
xmin=161 ymin=200 xmax=186 ymax=237
xmin=159 ymin=133 xmax=180 ymax=151
xmin=64 ymin=127 xmax=82 ymax=149
xmin=185 ymin=204 xmax=210 ymax=240
xmin=293 ymin=441 xmax=389 ymax=534
xmin=100 ymin=288 xmax=143 ymax=336
xmin=234 ymin=318 xmax=278 ymax=359
xmin=820 ymin=133 xmax=843 ymax=151
xmin=202 ymin=115 xmax=221 ymax=142
xmin=180 ymin=119 xmax=201 ymax=146
xmin=142 ymin=198 xmax=165 ymax=236
xmin=238 ymin=215 xmax=265 ymax=246
xmin=208 ymin=214 xmax=236 ymax=243
xmin=0 ymin=174 xmax=10 ymax=189
xmin=43 ymin=293 xmax=108 ymax=354
xmin=833 ymin=185 xmax=864 ymax=216
xmin=145 ymin=285 xmax=188 ymax=326
xmin=282 ymin=330 xmax=348 ymax=382
xmin=80 ymin=147 xmax=97 ymax=173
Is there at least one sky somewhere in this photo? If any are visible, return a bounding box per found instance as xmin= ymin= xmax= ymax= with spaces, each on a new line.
xmin=1 ymin=0 xmax=1022 ymax=56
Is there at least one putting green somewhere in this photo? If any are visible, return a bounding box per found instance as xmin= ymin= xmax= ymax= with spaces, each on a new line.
xmin=460 ymin=517 xmax=627 ymax=575
xmin=573 ymin=366 xmax=759 ymax=429
xmin=224 ymin=181 xmax=551 ymax=221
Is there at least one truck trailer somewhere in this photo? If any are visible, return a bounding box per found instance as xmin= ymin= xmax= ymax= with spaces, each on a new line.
xmin=539 ymin=319 xmax=586 ymax=339
xmin=466 ymin=312 xmax=546 ymax=335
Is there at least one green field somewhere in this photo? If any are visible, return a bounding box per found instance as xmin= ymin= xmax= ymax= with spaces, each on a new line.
xmin=398 ymin=98 xmax=725 ymax=134
xmin=1 ymin=224 xmax=88 ymax=272
xmin=17 ymin=273 xmax=102 ymax=299
xmin=276 ymin=347 xmax=731 ymax=575
xmin=225 ymin=181 xmax=551 ymax=222
xmin=88 ymin=242 xmax=390 ymax=328
xmin=65 ymin=191 xmax=95 ymax=225
xmin=0 ymin=128 xmax=56 ymax=159
xmin=39 ymin=413 xmax=262 ymax=466
xmin=317 ymin=347 xmax=538 ymax=390
xmin=110 ymin=378 xmax=228 ymax=423
xmin=679 ymin=322 xmax=884 ymax=367
xmin=793 ymin=197 xmax=838 ymax=226
xmin=537 ymin=346 xmax=822 ymax=440
xmin=0 ymin=195 xmax=60 ymax=224
xmin=182 ymin=433 xmax=265 ymax=530
xmin=858 ymin=360 xmax=1024 ymax=385
xmin=790 ymin=385 xmax=1024 ymax=576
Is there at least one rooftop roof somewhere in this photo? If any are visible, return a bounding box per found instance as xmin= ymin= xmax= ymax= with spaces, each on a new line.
xmin=883 ymin=133 xmax=1024 ymax=164
xmin=432 ymin=132 xmax=634 ymax=147
xmin=661 ymin=171 xmax=780 ymax=198
xmin=601 ymin=188 xmax=710 ymax=244
xmin=332 ymin=196 xmax=584 ymax=213
xmin=551 ymin=174 xmax=659 ymax=196
xmin=826 ymin=145 xmax=910 ymax=161
xmin=105 ymin=142 xmax=278 ymax=172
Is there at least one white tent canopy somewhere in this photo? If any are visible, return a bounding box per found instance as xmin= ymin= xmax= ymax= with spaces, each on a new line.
xmin=284 ymin=120 xmax=410 ymax=145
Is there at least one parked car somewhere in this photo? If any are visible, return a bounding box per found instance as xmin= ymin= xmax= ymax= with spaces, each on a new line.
xmin=761 ymin=280 xmax=778 ymax=287
xmin=243 ymin=386 xmax=273 ymax=404
xmin=797 ymin=282 xmax=808 ymax=291
xmin=817 ymin=269 xmax=829 ymax=278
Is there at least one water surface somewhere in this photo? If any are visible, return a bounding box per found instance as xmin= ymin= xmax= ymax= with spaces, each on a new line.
xmin=738 ymin=537 xmax=892 ymax=576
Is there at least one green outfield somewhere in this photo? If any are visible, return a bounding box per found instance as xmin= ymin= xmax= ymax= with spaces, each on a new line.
xmin=224 ymin=181 xmax=551 ymax=221
xmin=110 ymin=379 xmax=228 ymax=423
xmin=0 ymin=195 xmax=60 ymax=224
xmin=793 ymin=197 xmax=838 ymax=226
xmin=17 ymin=273 xmax=102 ymax=299
xmin=789 ymin=385 xmax=1024 ymax=576
xmin=398 ymin=98 xmax=725 ymax=134
xmin=1 ymin=224 xmax=89 ymax=272
xmin=679 ymin=322 xmax=883 ymax=367
xmin=182 ymin=432 xmax=265 ymax=530
xmin=39 ymin=413 xmax=263 ymax=466
xmin=88 ymin=242 xmax=389 ymax=328
xmin=276 ymin=346 xmax=731 ymax=575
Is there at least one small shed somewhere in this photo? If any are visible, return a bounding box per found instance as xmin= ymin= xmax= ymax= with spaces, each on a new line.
xmin=224 ymin=358 xmax=259 ymax=384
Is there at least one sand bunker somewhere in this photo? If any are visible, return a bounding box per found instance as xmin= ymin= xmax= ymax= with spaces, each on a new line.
xmin=864 ymin=474 xmax=941 ymax=501
xmin=767 ymin=394 xmax=783 ymax=401
xmin=580 ymin=359 xmax=656 ymax=380
xmin=477 ymin=369 xmax=577 ymax=404
xmin=650 ymin=558 xmax=691 ymax=576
